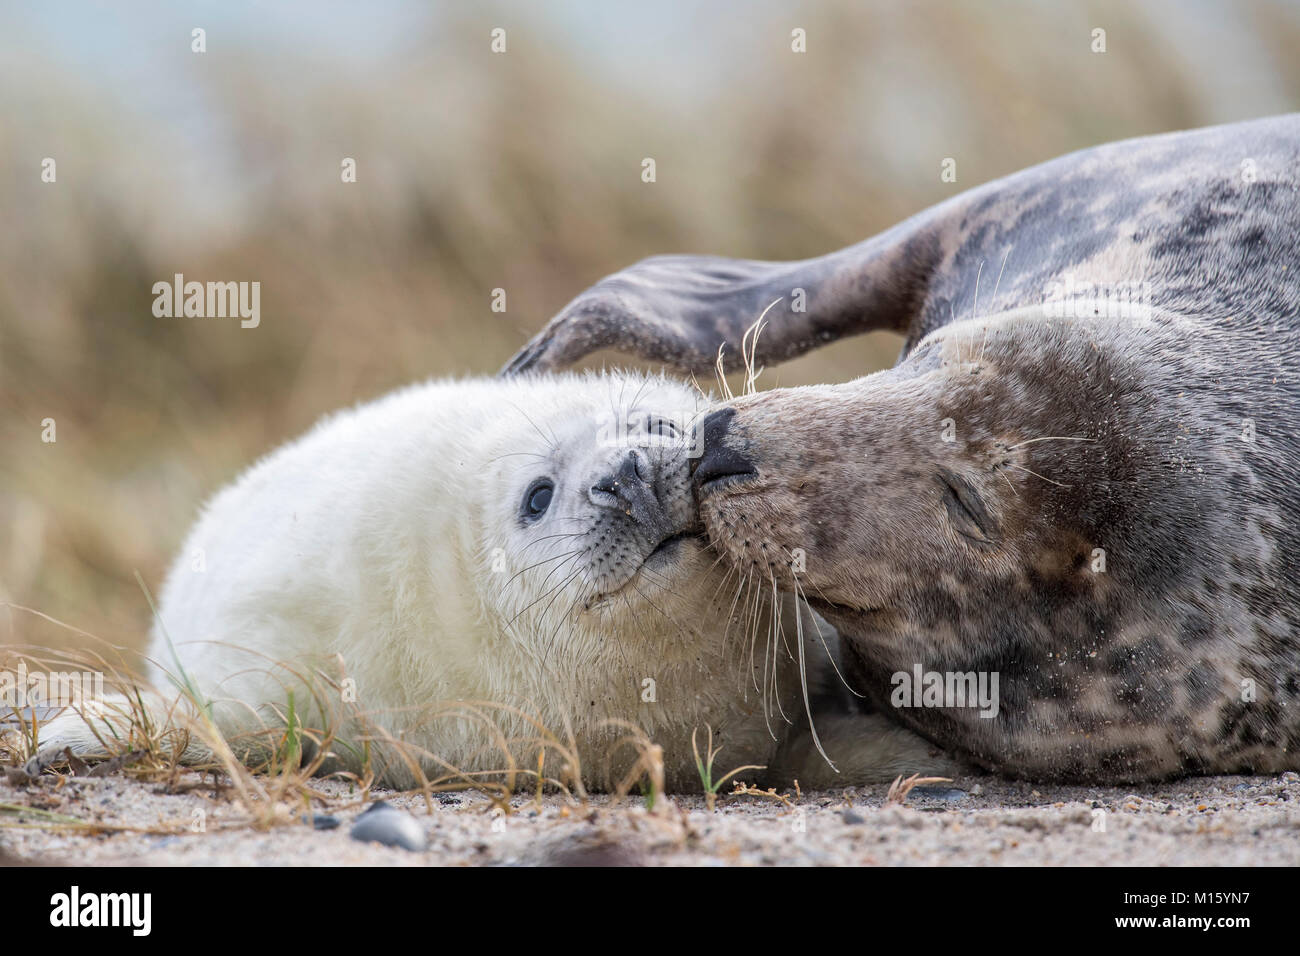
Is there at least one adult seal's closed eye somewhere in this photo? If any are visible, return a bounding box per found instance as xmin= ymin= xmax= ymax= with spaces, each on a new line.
xmin=32 ymin=371 xmax=952 ymax=790
xmin=504 ymin=114 xmax=1300 ymax=783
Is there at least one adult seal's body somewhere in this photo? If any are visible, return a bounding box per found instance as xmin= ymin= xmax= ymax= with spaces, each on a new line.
xmin=33 ymin=372 xmax=948 ymax=790
xmin=505 ymin=114 xmax=1300 ymax=783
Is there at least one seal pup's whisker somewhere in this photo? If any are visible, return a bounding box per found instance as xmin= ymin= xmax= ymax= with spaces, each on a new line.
xmin=709 ymin=297 xmax=779 ymax=400
xmin=534 ymin=564 xmax=588 ymax=630
xmin=625 ymin=579 xmax=688 ymax=635
xmin=503 ymin=548 xmax=583 ymax=585
xmin=538 ymin=591 xmax=591 ymax=673
xmin=487 ymin=451 xmax=552 ymax=464
xmin=513 ymin=532 xmax=584 ymax=556
xmin=504 ymin=557 xmax=584 ymax=629
xmin=504 ymin=399 xmax=560 ymax=453
xmin=628 ymin=376 xmax=655 ymax=418
xmin=520 ymin=549 xmax=586 ymax=609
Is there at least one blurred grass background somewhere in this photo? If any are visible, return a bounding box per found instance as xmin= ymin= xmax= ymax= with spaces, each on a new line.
xmin=2 ymin=0 xmax=1298 ymax=655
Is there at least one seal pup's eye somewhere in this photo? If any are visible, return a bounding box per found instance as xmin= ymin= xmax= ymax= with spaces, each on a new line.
xmin=523 ymin=480 xmax=554 ymax=519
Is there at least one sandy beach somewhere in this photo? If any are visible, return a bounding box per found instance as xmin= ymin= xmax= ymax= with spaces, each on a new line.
xmin=4 ymin=769 xmax=1298 ymax=867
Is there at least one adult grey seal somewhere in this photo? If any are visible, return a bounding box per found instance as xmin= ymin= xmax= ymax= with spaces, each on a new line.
xmin=30 ymin=371 xmax=950 ymax=790
xmin=504 ymin=114 xmax=1300 ymax=783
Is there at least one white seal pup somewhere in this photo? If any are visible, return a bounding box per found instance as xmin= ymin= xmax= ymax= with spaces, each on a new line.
xmin=32 ymin=371 xmax=949 ymax=790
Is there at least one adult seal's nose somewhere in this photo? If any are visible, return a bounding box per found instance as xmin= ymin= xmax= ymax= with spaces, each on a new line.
xmin=693 ymin=408 xmax=757 ymax=490
xmin=591 ymin=449 xmax=669 ymax=533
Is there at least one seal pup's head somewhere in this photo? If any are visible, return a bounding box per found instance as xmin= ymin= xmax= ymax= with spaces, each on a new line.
xmin=471 ymin=371 xmax=713 ymax=649
xmin=402 ymin=369 xmax=811 ymax=773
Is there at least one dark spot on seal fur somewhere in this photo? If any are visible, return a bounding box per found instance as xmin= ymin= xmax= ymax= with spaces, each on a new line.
xmin=1179 ymin=610 xmax=1215 ymax=646
xmin=1183 ymin=662 xmax=1222 ymax=710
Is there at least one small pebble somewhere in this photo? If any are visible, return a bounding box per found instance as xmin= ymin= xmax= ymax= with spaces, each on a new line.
xmin=910 ymin=786 xmax=967 ymax=802
xmin=349 ymin=801 xmax=428 ymax=852
xmin=305 ymin=813 xmax=341 ymax=830
xmin=841 ymin=808 xmax=866 ymax=825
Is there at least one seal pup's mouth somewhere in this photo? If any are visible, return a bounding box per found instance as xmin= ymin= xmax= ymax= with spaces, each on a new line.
xmin=647 ymin=528 xmax=698 ymax=561
xmin=581 ymin=528 xmax=705 ymax=611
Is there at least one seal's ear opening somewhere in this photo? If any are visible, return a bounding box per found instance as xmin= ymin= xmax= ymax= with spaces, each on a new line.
xmin=936 ymin=466 xmax=999 ymax=545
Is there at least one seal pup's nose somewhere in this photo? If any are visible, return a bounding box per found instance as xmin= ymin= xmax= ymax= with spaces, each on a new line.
xmin=693 ymin=408 xmax=756 ymax=491
xmin=591 ymin=449 xmax=669 ymax=533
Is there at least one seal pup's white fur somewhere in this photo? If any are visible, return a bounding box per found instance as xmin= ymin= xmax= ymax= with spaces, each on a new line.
xmin=34 ymin=371 xmax=949 ymax=790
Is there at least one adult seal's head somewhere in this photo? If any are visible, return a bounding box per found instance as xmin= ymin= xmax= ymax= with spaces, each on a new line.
xmin=694 ymin=309 xmax=1289 ymax=783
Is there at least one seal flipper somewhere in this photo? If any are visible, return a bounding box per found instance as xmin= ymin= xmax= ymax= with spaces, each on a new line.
xmin=501 ymin=210 xmax=944 ymax=377
xmin=765 ymin=711 xmax=965 ymax=789
xmin=24 ymin=692 xmax=221 ymax=776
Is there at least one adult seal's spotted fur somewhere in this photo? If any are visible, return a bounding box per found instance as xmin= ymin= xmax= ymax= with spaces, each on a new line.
xmin=32 ymin=372 xmax=950 ymax=790
xmin=504 ymin=114 xmax=1300 ymax=782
